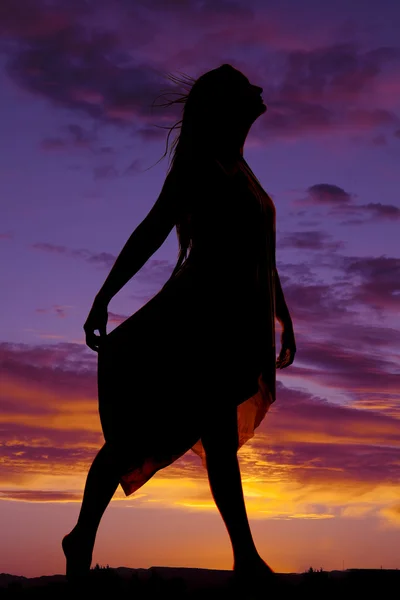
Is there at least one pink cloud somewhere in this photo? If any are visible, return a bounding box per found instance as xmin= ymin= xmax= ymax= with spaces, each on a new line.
xmin=108 ymin=312 xmax=129 ymax=325
xmin=35 ymin=306 xmax=70 ymax=319
xmin=0 ymin=490 xmax=82 ymax=502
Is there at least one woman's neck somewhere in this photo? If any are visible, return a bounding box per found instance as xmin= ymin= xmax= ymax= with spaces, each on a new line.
xmin=215 ymin=146 xmax=242 ymax=167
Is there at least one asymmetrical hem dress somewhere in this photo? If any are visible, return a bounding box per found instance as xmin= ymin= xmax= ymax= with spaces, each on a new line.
xmin=97 ymin=155 xmax=277 ymax=497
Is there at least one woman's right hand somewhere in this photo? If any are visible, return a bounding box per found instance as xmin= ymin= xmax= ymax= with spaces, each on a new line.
xmin=83 ymin=298 xmax=109 ymax=352
xmin=276 ymin=325 xmax=296 ymax=369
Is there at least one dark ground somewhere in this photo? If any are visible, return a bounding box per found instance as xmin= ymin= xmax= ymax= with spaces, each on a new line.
xmin=1 ymin=566 xmax=399 ymax=599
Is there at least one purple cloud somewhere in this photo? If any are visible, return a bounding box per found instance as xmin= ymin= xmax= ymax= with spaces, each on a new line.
xmin=362 ymin=203 xmax=400 ymax=220
xmin=3 ymin=16 xmax=169 ymax=128
xmin=133 ymin=259 xmax=176 ymax=286
xmin=300 ymin=183 xmax=399 ymax=223
xmin=253 ymin=439 xmax=400 ymax=486
xmin=343 ymin=255 xmax=400 ymax=312
xmin=40 ymin=123 xmax=98 ymax=153
xmin=32 ymin=242 xmax=117 ymax=270
xmin=0 ymin=341 xmax=97 ymax=394
xmin=372 ymin=134 xmax=387 ymax=146
xmin=1 ymin=2 xmax=398 ymax=144
xmin=279 ymin=230 xmax=345 ymax=252
xmin=40 ymin=137 xmax=67 ymax=151
xmin=93 ymin=165 xmax=119 ymax=180
xmin=35 ymin=305 xmax=70 ymax=318
xmin=31 ymin=242 xmax=177 ymax=284
xmin=259 ymin=43 xmax=400 ymax=139
xmin=307 ymin=184 xmax=353 ymax=205
xmin=123 ymin=158 xmax=144 ymax=175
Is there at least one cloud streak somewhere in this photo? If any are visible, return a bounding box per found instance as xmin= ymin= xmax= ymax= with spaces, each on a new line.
xmin=292 ymin=183 xmax=400 ymax=224
xmin=1 ymin=2 xmax=398 ymax=145
xmin=31 ymin=242 xmax=176 ymax=285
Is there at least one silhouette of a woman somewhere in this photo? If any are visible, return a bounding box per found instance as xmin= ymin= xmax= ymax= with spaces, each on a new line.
xmin=62 ymin=64 xmax=296 ymax=588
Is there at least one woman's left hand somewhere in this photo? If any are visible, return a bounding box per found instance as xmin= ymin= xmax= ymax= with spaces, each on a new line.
xmin=83 ymin=298 xmax=109 ymax=352
xmin=276 ymin=325 xmax=296 ymax=369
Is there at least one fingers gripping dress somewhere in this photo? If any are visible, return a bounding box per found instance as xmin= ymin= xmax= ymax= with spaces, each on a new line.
xmin=97 ymin=156 xmax=277 ymax=496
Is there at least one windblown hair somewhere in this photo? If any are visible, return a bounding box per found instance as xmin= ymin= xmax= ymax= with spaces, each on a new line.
xmin=150 ymin=65 xmax=239 ymax=272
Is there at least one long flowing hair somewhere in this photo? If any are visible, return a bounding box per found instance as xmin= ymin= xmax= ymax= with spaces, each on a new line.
xmin=150 ymin=65 xmax=239 ymax=273
xmin=150 ymin=71 xmax=196 ymax=273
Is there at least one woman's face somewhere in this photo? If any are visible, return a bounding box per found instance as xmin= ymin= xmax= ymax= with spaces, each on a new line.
xmin=187 ymin=66 xmax=266 ymax=144
xmin=233 ymin=70 xmax=267 ymax=123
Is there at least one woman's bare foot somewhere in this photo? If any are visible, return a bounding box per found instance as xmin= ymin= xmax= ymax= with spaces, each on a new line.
xmin=62 ymin=527 xmax=94 ymax=582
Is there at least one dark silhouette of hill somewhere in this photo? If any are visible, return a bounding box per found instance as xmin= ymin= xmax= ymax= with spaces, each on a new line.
xmin=0 ymin=566 xmax=399 ymax=598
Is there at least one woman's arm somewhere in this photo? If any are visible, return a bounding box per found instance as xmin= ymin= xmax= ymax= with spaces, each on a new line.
xmin=275 ymin=267 xmax=293 ymax=329
xmin=95 ymin=186 xmax=177 ymax=306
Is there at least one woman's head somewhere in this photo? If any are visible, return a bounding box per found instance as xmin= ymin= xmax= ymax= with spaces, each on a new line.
xmin=187 ymin=64 xmax=266 ymax=133
xmin=154 ymin=64 xmax=266 ymax=169
xmin=182 ymin=64 xmax=266 ymax=147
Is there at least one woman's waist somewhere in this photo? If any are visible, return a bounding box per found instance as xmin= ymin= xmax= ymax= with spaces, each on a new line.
xmin=186 ymin=248 xmax=259 ymax=278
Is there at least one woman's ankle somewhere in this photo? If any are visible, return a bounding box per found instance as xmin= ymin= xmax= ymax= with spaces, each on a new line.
xmin=233 ymin=546 xmax=260 ymax=569
xmin=67 ymin=523 xmax=96 ymax=546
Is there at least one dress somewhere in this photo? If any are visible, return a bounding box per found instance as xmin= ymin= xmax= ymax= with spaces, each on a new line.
xmin=97 ymin=155 xmax=277 ymax=496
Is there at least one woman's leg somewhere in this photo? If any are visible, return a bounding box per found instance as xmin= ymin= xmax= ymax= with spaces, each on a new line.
xmin=201 ymin=403 xmax=273 ymax=575
xmin=62 ymin=443 xmax=121 ymax=579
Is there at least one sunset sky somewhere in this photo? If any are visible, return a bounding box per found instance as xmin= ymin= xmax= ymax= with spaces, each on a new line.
xmin=1 ymin=0 xmax=400 ymax=578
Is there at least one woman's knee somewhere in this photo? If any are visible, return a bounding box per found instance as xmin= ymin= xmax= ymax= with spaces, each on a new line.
xmin=202 ymin=437 xmax=239 ymax=458
xmin=201 ymin=399 xmax=239 ymax=456
xmin=103 ymin=441 xmax=141 ymax=477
